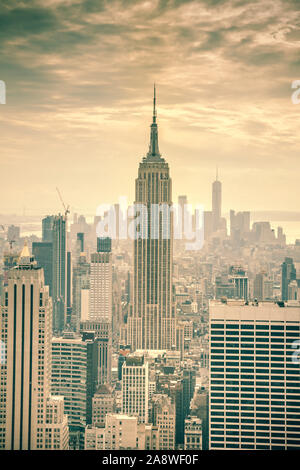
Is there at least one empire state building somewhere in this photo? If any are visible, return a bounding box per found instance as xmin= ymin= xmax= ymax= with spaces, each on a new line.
xmin=128 ymin=87 xmax=176 ymax=351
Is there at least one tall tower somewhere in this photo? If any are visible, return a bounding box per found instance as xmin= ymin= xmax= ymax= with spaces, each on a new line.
xmin=0 ymin=244 xmax=69 ymax=449
xmin=212 ymin=168 xmax=221 ymax=233
xmin=52 ymin=214 xmax=67 ymax=333
xmin=89 ymin=237 xmax=112 ymax=323
xmin=128 ymin=86 xmax=175 ymax=350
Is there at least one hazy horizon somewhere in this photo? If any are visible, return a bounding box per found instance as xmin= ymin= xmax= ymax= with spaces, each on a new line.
xmin=1 ymin=0 xmax=300 ymax=214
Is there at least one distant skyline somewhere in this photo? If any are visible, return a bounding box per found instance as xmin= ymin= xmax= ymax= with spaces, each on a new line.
xmin=1 ymin=0 xmax=300 ymax=214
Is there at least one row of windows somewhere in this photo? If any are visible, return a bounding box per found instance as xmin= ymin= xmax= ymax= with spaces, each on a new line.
xmin=211 ymin=324 xmax=299 ymax=330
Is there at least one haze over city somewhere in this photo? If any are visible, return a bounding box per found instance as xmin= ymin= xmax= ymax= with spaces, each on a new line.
xmin=1 ymin=0 xmax=300 ymax=214
xmin=1 ymin=0 xmax=300 ymax=457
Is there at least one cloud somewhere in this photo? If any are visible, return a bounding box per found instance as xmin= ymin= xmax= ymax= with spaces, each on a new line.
xmin=0 ymin=0 xmax=300 ymax=214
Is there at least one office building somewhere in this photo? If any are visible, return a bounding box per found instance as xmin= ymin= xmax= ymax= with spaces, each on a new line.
xmin=89 ymin=238 xmax=112 ymax=323
xmin=282 ymin=257 xmax=296 ymax=301
xmin=209 ymin=299 xmax=300 ymax=449
xmin=51 ymin=331 xmax=98 ymax=448
xmin=66 ymin=251 xmax=72 ymax=326
xmin=0 ymin=244 xmax=69 ymax=449
xmin=32 ymin=241 xmax=53 ymax=295
xmin=52 ymin=214 xmax=67 ymax=333
xmin=72 ymin=253 xmax=90 ymax=331
xmin=80 ymin=320 xmax=112 ymax=385
xmin=42 ymin=216 xmax=54 ymax=242
xmin=122 ymin=355 xmax=149 ymax=423
xmin=127 ymin=87 xmax=175 ymax=351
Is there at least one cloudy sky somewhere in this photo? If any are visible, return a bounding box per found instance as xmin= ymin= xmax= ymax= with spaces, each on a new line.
xmin=1 ymin=0 xmax=300 ymax=216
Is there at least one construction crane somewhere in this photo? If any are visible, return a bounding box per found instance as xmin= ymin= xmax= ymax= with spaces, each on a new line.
xmin=56 ymin=187 xmax=70 ymax=219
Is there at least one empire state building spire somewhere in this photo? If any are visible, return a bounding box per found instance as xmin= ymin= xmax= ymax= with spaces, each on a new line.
xmin=128 ymin=87 xmax=175 ymax=352
xmin=147 ymin=84 xmax=161 ymax=159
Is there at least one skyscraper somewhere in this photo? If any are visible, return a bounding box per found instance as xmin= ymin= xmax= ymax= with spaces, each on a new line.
xmin=212 ymin=169 xmax=222 ymax=233
xmin=32 ymin=241 xmax=53 ymax=295
xmin=80 ymin=320 xmax=112 ymax=385
xmin=282 ymin=257 xmax=296 ymax=301
xmin=209 ymin=299 xmax=300 ymax=449
xmin=72 ymin=253 xmax=90 ymax=331
xmin=51 ymin=331 xmax=98 ymax=448
xmin=0 ymin=244 xmax=69 ymax=449
xmin=42 ymin=215 xmax=54 ymax=242
xmin=253 ymin=271 xmax=266 ymax=301
xmin=128 ymin=87 xmax=175 ymax=351
xmin=122 ymin=355 xmax=149 ymax=423
xmin=89 ymin=237 xmax=112 ymax=323
xmin=66 ymin=251 xmax=72 ymax=326
xmin=52 ymin=214 xmax=67 ymax=332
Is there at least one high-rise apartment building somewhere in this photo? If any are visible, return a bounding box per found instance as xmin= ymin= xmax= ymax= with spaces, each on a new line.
xmin=66 ymin=251 xmax=72 ymax=326
xmin=253 ymin=272 xmax=266 ymax=301
xmin=0 ymin=244 xmax=69 ymax=449
xmin=128 ymin=87 xmax=175 ymax=351
xmin=209 ymin=299 xmax=300 ymax=449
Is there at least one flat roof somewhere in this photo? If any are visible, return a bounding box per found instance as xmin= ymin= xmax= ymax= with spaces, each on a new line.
xmin=209 ymin=300 xmax=300 ymax=322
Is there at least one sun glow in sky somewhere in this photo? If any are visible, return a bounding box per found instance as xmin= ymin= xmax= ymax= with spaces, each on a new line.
xmin=1 ymin=0 xmax=300 ymax=215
